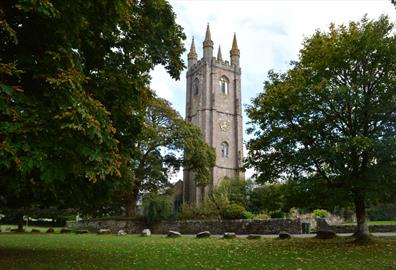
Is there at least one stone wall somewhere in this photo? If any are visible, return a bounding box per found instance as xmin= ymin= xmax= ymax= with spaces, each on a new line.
xmin=316 ymin=218 xmax=396 ymax=233
xmin=78 ymin=218 xmax=302 ymax=235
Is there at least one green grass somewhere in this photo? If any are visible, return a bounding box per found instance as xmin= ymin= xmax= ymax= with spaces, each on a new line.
xmin=341 ymin=220 xmax=396 ymax=225
xmin=368 ymin=220 xmax=396 ymax=225
xmin=0 ymin=234 xmax=396 ymax=270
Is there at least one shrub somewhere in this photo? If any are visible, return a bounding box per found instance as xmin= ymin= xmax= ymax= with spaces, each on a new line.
xmin=270 ymin=210 xmax=286 ymax=218
xmin=253 ymin=212 xmax=270 ymax=220
xmin=178 ymin=204 xmax=203 ymax=220
xmin=221 ymin=203 xmax=250 ymax=219
xmin=288 ymin=208 xmax=300 ymax=219
xmin=143 ymin=194 xmax=173 ymax=223
xmin=312 ymin=209 xmax=329 ymax=219
xmin=214 ymin=177 xmax=252 ymax=208
xmin=243 ymin=211 xmax=255 ymax=219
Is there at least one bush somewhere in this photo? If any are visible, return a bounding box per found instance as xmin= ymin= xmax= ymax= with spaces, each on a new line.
xmin=270 ymin=210 xmax=287 ymax=218
xmin=288 ymin=208 xmax=300 ymax=219
xmin=221 ymin=203 xmax=251 ymax=220
xmin=143 ymin=194 xmax=173 ymax=223
xmin=179 ymin=204 xmax=203 ymax=220
xmin=312 ymin=209 xmax=329 ymax=219
xmin=253 ymin=212 xmax=270 ymax=220
xmin=244 ymin=211 xmax=255 ymax=219
xmin=367 ymin=207 xmax=387 ymax=221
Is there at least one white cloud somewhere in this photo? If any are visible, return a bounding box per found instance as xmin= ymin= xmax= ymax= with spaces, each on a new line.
xmin=150 ymin=0 xmax=396 ymax=181
xmin=153 ymin=0 xmax=395 ymax=115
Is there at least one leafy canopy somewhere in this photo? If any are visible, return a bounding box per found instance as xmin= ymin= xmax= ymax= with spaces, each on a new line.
xmin=115 ymin=96 xmax=215 ymax=216
xmin=0 ymin=0 xmax=186 ymax=212
xmin=247 ymin=15 xmax=396 ymax=194
xmin=246 ymin=15 xmax=396 ymax=240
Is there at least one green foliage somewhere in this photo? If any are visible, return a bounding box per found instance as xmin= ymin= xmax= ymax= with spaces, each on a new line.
xmin=246 ymin=15 xmax=396 ymax=240
xmin=115 ymin=97 xmax=215 ymax=216
xmin=367 ymin=207 xmax=388 ymax=221
xmin=0 ymin=0 xmax=187 ymax=216
xmin=249 ymin=184 xmax=284 ymax=213
xmin=269 ymin=210 xmax=287 ymax=219
xmin=221 ymin=203 xmax=252 ymax=220
xmin=280 ymin=178 xmax=351 ymax=212
xmin=143 ymin=193 xmax=173 ymax=223
xmin=211 ymin=177 xmax=252 ymax=208
xmin=244 ymin=211 xmax=255 ymax=219
xmin=178 ymin=203 xmax=217 ymax=220
xmin=253 ymin=212 xmax=271 ymax=220
xmin=312 ymin=209 xmax=329 ymax=219
xmin=178 ymin=204 xmax=200 ymax=220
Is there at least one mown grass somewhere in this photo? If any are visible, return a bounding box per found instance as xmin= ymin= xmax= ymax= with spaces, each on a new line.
xmin=341 ymin=220 xmax=396 ymax=225
xmin=368 ymin=220 xmax=396 ymax=225
xmin=0 ymin=234 xmax=395 ymax=270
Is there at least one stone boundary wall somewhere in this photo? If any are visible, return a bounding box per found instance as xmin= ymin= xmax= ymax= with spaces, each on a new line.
xmin=78 ymin=218 xmax=302 ymax=235
xmin=316 ymin=218 xmax=396 ymax=233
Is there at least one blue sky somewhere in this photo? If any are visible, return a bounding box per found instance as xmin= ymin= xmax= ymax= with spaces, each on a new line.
xmin=150 ymin=0 xmax=396 ymax=178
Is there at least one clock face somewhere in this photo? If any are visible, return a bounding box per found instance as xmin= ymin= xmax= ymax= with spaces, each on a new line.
xmin=219 ymin=119 xmax=231 ymax=131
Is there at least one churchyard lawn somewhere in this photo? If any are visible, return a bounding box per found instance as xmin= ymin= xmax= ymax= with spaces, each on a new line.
xmin=0 ymin=234 xmax=395 ymax=269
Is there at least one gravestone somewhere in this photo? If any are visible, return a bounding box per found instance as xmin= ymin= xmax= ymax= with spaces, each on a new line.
xmin=247 ymin=234 xmax=261 ymax=240
xmin=223 ymin=232 xmax=237 ymax=239
xmin=196 ymin=231 xmax=211 ymax=238
xmin=75 ymin=229 xmax=89 ymax=234
xmin=97 ymin=229 xmax=112 ymax=235
xmin=278 ymin=231 xmax=291 ymax=239
xmin=141 ymin=229 xmax=151 ymax=237
xmin=167 ymin=230 xmax=181 ymax=238
xmin=118 ymin=230 xmax=127 ymax=236
xmin=316 ymin=230 xmax=336 ymax=239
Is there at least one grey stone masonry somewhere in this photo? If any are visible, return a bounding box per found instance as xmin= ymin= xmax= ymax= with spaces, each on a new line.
xmin=183 ymin=25 xmax=244 ymax=204
xmin=78 ymin=218 xmax=302 ymax=235
xmin=316 ymin=218 xmax=396 ymax=233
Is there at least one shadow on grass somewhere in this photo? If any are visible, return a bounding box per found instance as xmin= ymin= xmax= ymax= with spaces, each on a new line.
xmin=0 ymin=247 xmax=113 ymax=270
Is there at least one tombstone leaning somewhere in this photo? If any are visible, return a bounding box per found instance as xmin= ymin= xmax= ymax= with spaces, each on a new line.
xmin=223 ymin=232 xmax=237 ymax=239
xmin=141 ymin=229 xmax=151 ymax=237
xmin=118 ymin=230 xmax=127 ymax=236
xmin=196 ymin=231 xmax=211 ymax=238
xmin=167 ymin=230 xmax=181 ymax=238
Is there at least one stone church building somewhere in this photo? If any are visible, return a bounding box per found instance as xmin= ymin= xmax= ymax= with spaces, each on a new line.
xmin=183 ymin=25 xmax=244 ymax=204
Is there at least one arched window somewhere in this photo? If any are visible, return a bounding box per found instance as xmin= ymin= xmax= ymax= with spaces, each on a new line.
xmin=219 ymin=76 xmax=229 ymax=95
xmin=194 ymin=78 xmax=199 ymax=95
xmin=221 ymin=141 xmax=229 ymax=158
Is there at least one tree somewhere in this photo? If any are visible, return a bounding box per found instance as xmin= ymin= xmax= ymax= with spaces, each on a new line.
xmin=249 ymin=184 xmax=284 ymax=214
xmin=246 ymin=16 xmax=396 ymax=241
xmin=210 ymin=177 xmax=252 ymax=209
xmin=117 ymin=97 xmax=215 ymax=216
xmin=280 ymin=177 xmax=351 ymax=213
xmin=0 ymin=0 xmax=186 ymax=222
xmin=143 ymin=193 xmax=173 ymax=223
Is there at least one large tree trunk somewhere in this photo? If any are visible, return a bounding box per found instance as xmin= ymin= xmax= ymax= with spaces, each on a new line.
xmin=17 ymin=213 xmax=24 ymax=232
xmin=125 ymin=188 xmax=140 ymax=217
xmin=353 ymin=189 xmax=370 ymax=242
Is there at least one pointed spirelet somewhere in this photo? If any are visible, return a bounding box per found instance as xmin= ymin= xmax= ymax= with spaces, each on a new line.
xmin=188 ymin=36 xmax=198 ymax=60
xmin=230 ymin=33 xmax=240 ymax=55
xmin=204 ymin=24 xmax=212 ymax=42
xmin=217 ymin=45 xmax=223 ymax=62
xmin=203 ymin=23 xmax=214 ymax=48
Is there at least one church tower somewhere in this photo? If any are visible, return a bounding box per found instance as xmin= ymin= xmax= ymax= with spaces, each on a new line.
xmin=183 ymin=25 xmax=244 ymax=204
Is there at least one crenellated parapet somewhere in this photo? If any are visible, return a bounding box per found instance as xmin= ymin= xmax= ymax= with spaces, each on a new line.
xmin=184 ymin=25 xmax=244 ymax=205
xmin=187 ymin=24 xmax=240 ymax=70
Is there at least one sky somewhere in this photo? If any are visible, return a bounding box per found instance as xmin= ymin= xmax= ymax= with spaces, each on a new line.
xmin=150 ymin=0 xmax=396 ymax=179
